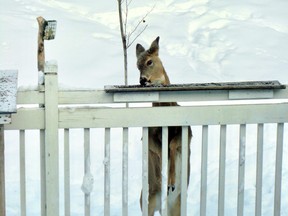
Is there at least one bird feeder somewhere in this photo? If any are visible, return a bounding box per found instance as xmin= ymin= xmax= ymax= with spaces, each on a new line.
xmin=43 ymin=20 xmax=57 ymax=40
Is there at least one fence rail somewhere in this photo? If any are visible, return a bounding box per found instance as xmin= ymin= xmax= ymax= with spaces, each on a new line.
xmin=2 ymin=63 xmax=288 ymax=216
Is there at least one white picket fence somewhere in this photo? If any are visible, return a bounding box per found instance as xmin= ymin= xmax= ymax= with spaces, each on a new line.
xmin=3 ymin=63 xmax=288 ymax=216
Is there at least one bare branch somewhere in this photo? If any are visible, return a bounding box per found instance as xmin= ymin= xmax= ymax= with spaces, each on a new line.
xmin=127 ymin=0 xmax=133 ymax=7
xmin=127 ymin=25 xmax=148 ymax=48
xmin=127 ymin=4 xmax=155 ymax=48
xmin=124 ymin=0 xmax=129 ymax=36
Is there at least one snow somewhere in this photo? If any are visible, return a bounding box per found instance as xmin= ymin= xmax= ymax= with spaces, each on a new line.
xmin=0 ymin=70 xmax=18 ymax=113
xmin=81 ymin=155 xmax=94 ymax=196
xmin=1 ymin=0 xmax=288 ymax=215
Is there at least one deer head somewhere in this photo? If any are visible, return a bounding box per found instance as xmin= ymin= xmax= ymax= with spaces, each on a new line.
xmin=136 ymin=36 xmax=170 ymax=86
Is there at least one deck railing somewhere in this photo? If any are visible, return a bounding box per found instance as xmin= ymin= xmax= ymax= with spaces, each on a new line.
xmin=3 ymin=63 xmax=288 ymax=215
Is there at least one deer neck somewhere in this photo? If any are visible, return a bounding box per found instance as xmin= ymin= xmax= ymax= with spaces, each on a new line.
xmin=162 ymin=67 xmax=171 ymax=85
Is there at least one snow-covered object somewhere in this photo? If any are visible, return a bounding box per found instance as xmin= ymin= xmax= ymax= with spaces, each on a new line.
xmin=38 ymin=71 xmax=44 ymax=85
xmin=81 ymin=172 xmax=94 ymax=195
xmin=81 ymin=154 xmax=94 ymax=195
xmin=0 ymin=70 xmax=18 ymax=113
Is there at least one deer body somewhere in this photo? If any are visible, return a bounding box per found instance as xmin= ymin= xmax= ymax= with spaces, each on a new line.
xmin=136 ymin=37 xmax=192 ymax=216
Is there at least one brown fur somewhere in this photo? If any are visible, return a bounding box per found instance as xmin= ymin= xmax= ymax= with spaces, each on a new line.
xmin=136 ymin=37 xmax=192 ymax=216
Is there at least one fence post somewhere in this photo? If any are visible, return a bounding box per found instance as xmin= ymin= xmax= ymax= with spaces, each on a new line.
xmin=0 ymin=125 xmax=5 ymax=216
xmin=44 ymin=61 xmax=59 ymax=215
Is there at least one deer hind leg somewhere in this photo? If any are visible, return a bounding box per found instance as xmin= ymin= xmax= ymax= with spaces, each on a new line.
xmin=168 ymin=136 xmax=181 ymax=192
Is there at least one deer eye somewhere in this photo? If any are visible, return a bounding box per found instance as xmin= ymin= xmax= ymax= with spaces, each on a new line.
xmin=146 ymin=60 xmax=153 ymax=66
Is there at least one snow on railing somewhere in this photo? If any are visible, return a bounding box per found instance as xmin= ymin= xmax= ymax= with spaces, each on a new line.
xmin=2 ymin=62 xmax=288 ymax=216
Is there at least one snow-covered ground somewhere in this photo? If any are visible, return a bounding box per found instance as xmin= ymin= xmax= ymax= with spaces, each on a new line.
xmin=1 ymin=0 xmax=288 ymax=215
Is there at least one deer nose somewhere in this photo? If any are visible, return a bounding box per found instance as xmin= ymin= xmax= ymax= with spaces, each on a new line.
xmin=140 ymin=77 xmax=148 ymax=86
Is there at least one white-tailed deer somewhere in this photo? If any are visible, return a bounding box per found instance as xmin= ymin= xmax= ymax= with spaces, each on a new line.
xmin=136 ymin=37 xmax=192 ymax=216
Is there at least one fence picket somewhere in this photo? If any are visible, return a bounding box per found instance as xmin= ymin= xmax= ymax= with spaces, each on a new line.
xmin=104 ymin=128 xmax=111 ymax=216
xmin=255 ymin=123 xmax=264 ymax=216
xmin=237 ymin=124 xmax=246 ymax=216
xmin=274 ymin=123 xmax=284 ymax=216
xmin=142 ymin=127 xmax=149 ymax=216
xmin=64 ymin=129 xmax=70 ymax=216
xmin=218 ymin=125 xmax=227 ymax=216
xmin=200 ymin=125 xmax=208 ymax=216
xmin=84 ymin=128 xmax=91 ymax=216
xmin=161 ymin=127 xmax=168 ymax=216
xmin=181 ymin=126 xmax=189 ymax=216
xmin=19 ymin=130 xmax=26 ymax=216
xmin=122 ymin=127 xmax=128 ymax=216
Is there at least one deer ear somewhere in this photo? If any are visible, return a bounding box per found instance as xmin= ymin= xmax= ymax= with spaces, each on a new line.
xmin=148 ymin=36 xmax=160 ymax=55
xmin=136 ymin=44 xmax=145 ymax=58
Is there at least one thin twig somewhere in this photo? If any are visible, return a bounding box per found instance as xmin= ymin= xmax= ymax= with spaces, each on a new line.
xmin=127 ymin=0 xmax=133 ymax=7
xmin=127 ymin=4 xmax=155 ymax=47
xmin=127 ymin=25 xmax=148 ymax=48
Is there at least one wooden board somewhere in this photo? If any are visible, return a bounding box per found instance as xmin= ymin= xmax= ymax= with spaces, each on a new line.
xmin=105 ymin=80 xmax=286 ymax=93
xmin=0 ymin=70 xmax=18 ymax=114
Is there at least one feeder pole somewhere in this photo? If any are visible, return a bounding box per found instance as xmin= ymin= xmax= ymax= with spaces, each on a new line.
xmin=37 ymin=16 xmax=46 ymax=73
xmin=36 ymin=17 xmax=46 ymax=216
xmin=36 ymin=16 xmax=57 ymax=216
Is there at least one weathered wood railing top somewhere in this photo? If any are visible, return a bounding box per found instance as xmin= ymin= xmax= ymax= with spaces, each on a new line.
xmin=104 ymin=80 xmax=286 ymax=92
xmin=14 ymin=80 xmax=288 ymax=105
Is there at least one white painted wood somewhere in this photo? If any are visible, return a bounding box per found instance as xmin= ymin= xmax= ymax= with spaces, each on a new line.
xmin=44 ymin=61 xmax=58 ymax=74
xmin=4 ymin=102 xmax=288 ymax=130
xmin=114 ymin=92 xmax=159 ymax=102
xmin=4 ymin=108 xmax=44 ymax=130
xmin=229 ymin=90 xmax=273 ymax=99
xmin=56 ymin=103 xmax=288 ymax=129
xmin=122 ymin=127 xmax=128 ymax=216
xmin=161 ymin=127 xmax=168 ymax=216
xmin=274 ymin=123 xmax=284 ymax=216
xmin=84 ymin=128 xmax=91 ymax=216
xmin=15 ymin=87 xmax=284 ymax=105
xmin=237 ymin=124 xmax=246 ymax=216
xmin=44 ymin=64 xmax=59 ymax=216
xmin=255 ymin=124 xmax=264 ymax=216
xmin=142 ymin=127 xmax=149 ymax=216
xmin=13 ymin=85 xmax=288 ymax=105
xmin=40 ymin=129 xmax=46 ymax=216
xmin=200 ymin=125 xmax=208 ymax=216
xmin=17 ymin=90 xmax=44 ymax=105
xmin=218 ymin=125 xmax=226 ymax=216
xmin=104 ymin=128 xmax=110 ymax=216
xmin=58 ymin=90 xmax=113 ymax=105
xmin=0 ymin=125 xmax=5 ymax=216
xmin=181 ymin=126 xmax=189 ymax=216
xmin=19 ymin=130 xmax=26 ymax=216
xmin=64 ymin=129 xmax=70 ymax=216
